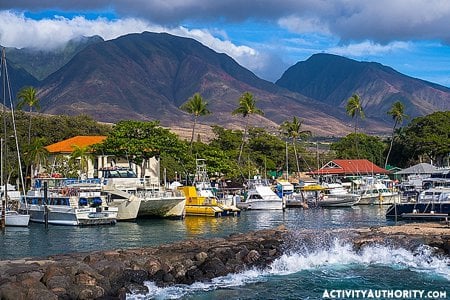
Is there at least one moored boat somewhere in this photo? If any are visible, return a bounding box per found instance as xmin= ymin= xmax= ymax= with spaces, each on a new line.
xmin=236 ymin=177 xmax=284 ymax=210
xmin=181 ymin=186 xmax=224 ymax=217
xmin=20 ymin=178 xmax=117 ymax=226
xmin=100 ymin=167 xmax=185 ymax=219
xmin=190 ymin=159 xmax=240 ymax=216
xmin=386 ymin=187 xmax=450 ymax=220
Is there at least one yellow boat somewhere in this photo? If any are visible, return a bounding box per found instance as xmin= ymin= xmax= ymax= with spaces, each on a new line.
xmin=180 ymin=186 xmax=224 ymax=217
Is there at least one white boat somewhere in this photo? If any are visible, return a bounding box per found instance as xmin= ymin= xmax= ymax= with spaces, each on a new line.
xmin=20 ymin=178 xmax=117 ymax=226
xmin=290 ymin=184 xmax=359 ymax=208
xmin=353 ymin=177 xmax=399 ymax=205
xmin=0 ymin=210 xmax=30 ymax=227
xmin=236 ymin=176 xmax=284 ymax=210
xmin=319 ymin=183 xmax=361 ymax=207
xmin=101 ymin=167 xmax=186 ymax=219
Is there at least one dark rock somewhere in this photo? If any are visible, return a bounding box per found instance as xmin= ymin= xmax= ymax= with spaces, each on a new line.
xmin=1 ymin=224 xmax=449 ymax=298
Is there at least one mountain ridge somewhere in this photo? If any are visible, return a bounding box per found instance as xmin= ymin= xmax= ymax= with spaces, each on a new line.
xmin=4 ymin=33 xmax=450 ymax=137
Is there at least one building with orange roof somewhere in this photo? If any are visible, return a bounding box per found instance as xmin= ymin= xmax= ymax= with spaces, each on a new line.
xmin=41 ymin=136 xmax=159 ymax=179
xmin=45 ymin=136 xmax=107 ymax=154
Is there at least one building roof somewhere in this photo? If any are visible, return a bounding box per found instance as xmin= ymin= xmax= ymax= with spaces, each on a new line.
xmin=308 ymin=159 xmax=389 ymax=175
xmin=45 ymin=136 xmax=107 ymax=153
xmin=394 ymin=163 xmax=440 ymax=175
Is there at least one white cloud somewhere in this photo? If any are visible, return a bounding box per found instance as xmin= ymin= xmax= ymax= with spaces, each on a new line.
xmin=328 ymin=41 xmax=411 ymax=57
xmin=0 ymin=10 xmax=270 ymax=78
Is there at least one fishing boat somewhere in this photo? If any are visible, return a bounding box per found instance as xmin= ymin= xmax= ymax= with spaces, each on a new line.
xmin=20 ymin=177 xmax=117 ymax=226
xmin=187 ymin=159 xmax=240 ymax=216
xmin=386 ymin=187 xmax=450 ymax=220
xmin=100 ymin=167 xmax=185 ymax=219
xmin=236 ymin=176 xmax=284 ymax=210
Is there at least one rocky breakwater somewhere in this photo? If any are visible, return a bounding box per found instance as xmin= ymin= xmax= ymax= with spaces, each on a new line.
xmin=0 ymin=223 xmax=449 ymax=299
xmin=0 ymin=226 xmax=287 ymax=299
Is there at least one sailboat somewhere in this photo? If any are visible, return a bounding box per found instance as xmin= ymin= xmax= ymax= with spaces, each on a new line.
xmin=0 ymin=48 xmax=30 ymax=227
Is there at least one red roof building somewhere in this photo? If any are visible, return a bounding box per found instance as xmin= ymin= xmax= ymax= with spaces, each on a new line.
xmin=308 ymin=159 xmax=389 ymax=176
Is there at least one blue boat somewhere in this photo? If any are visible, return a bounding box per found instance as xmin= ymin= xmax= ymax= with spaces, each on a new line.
xmin=386 ymin=187 xmax=450 ymax=220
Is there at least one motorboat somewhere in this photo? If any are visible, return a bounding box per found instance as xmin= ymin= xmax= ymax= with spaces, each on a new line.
xmin=20 ymin=177 xmax=117 ymax=226
xmin=187 ymin=159 xmax=240 ymax=216
xmin=236 ymin=176 xmax=284 ymax=210
xmin=386 ymin=187 xmax=450 ymax=220
xmin=292 ymin=184 xmax=359 ymax=208
xmin=100 ymin=167 xmax=185 ymax=219
xmin=353 ymin=177 xmax=399 ymax=205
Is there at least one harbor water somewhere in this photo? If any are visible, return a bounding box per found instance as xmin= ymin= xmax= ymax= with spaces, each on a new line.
xmin=1 ymin=206 xmax=449 ymax=299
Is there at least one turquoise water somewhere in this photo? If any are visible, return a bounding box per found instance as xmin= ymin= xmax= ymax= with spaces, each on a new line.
xmin=1 ymin=206 xmax=449 ymax=299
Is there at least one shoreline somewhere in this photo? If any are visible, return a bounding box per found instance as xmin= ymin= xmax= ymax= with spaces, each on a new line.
xmin=0 ymin=222 xmax=449 ymax=299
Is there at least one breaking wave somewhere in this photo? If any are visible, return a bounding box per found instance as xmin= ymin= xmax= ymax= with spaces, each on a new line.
xmin=127 ymin=240 xmax=450 ymax=299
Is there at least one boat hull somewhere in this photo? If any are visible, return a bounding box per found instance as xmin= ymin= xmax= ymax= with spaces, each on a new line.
xmin=3 ymin=211 xmax=30 ymax=227
xmin=386 ymin=203 xmax=450 ymax=219
xmin=358 ymin=193 xmax=399 ymax=205
xmin=185 ymin=205 xmax=223 ymax=217
xmin=138 ymin=196 xmax=186 ymax=219
xmin=236 ymin=199 xmax=284 ymax=210
xmin=108 ymin=195 xmax=141 ymax=221
xmin=24 ymin=205 xmax=117 ymax=226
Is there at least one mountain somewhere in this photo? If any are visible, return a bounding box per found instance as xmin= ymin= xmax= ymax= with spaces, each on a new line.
xmin=276 ymin=53 xmax=450 ymax=122
xmin=36 ymin=32 xmax=361 ymax=136
xmin=5 ymin=35 xmax=104 ymax=80
xmin=1 ymin=60 xmax=39 ymax=101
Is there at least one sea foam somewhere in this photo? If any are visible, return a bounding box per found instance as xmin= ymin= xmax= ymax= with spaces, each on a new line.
xmin=127 ymin=239 xmax=450 ymax=299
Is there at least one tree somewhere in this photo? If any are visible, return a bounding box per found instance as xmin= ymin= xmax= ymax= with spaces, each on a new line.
xmin=232 ymin=92 xmax=264 ymax=165
xmin=346 ymin=93 xmax=365 ymax=156
xmin=23 ymin=137 xmax=49 ymax=186
xmin=70 ymin=144 xmax=95 ymax=179
xmin=346 ymin=94 xmax=365 ymax=134
xmin=384 ymin=101 xmax=407 ymax=168
xmin=280 ymin=116 xmax=311 ymax=174
xmin=180 ymin=93 xmax=211 ymax=152
xmin=399 ymin=111 xmax=450 ymax=166
xmin=17 ymin=86 xmax=40 ymax=143
xmin=331 ymin=133 xmax=386 ymax=167
xmin=94 ymin=120 xmax=186 ymax=177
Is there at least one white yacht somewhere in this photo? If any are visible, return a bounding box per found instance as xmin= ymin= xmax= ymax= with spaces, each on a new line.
xmin=20 ymin=178 xmax=117 ymax=226
xmin=353 ymin=177 xmax=399 ymax=205
xmin=101 ymin=167 xmax=186 ymax=219
xmin=236 ymin=176 xmax=284 ymax=210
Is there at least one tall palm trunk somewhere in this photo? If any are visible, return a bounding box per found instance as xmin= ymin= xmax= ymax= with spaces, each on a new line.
xmin=189 ymin=116 xmax=198 ymax=153
xmin=238 ymin=118 xmax=249 ymax=165
xmin=293 ymin=139 xmax=300 ymax=174
xmin=384 ymin=120 xmax=398 ymax=168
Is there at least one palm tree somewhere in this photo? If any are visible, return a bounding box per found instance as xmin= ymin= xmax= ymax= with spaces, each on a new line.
xmin=70 ymin=145 xmax=94 ymax=179
xmin=180 ymin=93 xmax=211 ymax=152
xmin=23 ymin=137 xmax=49 ymax=188
xmin=17 ymin=86 xmax=40 ymax=143
xmin=384 ymin=101 xmax=407 ymax=168
xmin=280 ymin=116 xmax=311 ymax=174
xmin=346 ymin=93 xmax=365 ymax=157
xmin=346 ymin=93 xmax=365 ymax=134
xmin=232 ymin=92 xmax=264 ymax=165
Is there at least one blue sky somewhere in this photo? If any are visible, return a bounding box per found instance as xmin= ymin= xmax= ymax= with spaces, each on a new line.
xmin=1 ymin=1 xmax=450 ymax=87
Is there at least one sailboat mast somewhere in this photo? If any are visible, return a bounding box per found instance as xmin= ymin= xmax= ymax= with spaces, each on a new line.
xmin=1 ymin=48 xmax=6 ymax=228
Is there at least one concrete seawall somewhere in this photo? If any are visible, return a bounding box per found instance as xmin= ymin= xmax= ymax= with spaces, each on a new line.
xmin=0 ymin=223 xmax=449 ymax=299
